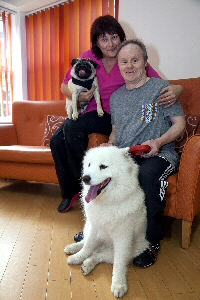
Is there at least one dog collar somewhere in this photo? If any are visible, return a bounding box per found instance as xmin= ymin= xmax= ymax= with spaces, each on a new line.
xmin=72 ymin=77 xmax=94 ymax=90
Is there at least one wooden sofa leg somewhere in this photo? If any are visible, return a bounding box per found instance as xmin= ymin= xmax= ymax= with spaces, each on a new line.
xmin=182 ymin=220 xmax=192 ymax=249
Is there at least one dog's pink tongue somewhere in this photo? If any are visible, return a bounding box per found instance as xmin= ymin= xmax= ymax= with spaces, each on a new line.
xmin=79 ymin=69 xmax=86 ymax=76
xmin=85 ymin=185 xmax=99 ymax=203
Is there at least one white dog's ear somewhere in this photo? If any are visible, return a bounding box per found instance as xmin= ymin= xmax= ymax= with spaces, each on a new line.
xmin=120 ymin=147 xmax=130 ymax=157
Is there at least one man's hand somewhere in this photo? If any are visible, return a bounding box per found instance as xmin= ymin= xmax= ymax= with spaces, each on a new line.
xmin=141 ymin=140 xmax=160 ymax=158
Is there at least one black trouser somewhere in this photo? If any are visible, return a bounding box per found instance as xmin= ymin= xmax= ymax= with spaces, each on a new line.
xmin=50 ymin=111 xmax=112 ymax=199
xmin=134 ymin=156 xmax=175 ymax=245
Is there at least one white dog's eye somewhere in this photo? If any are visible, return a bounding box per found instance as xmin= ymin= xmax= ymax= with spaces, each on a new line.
xmin=100 ymin=164 xmax=108 ymax=170
xmin=88 ymin=163 xmax=90 ymax=167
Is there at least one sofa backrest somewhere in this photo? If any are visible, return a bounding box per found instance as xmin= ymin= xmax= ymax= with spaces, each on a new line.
xmin=12 ymin=100 xmax=66 ymax=146
xmin=169 ymin=78 xmax=200 ymax=153
xmin=169 ymin=77 xmax=200 ymax=116
xmin=12 ymin=78 xmax=200 ymax=146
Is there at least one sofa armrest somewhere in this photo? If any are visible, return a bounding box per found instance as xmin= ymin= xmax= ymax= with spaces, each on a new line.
xmin=0 ymin=124 xmax=18 ymax=145
xmin=174 ymin=134 xmax=200 ymax=220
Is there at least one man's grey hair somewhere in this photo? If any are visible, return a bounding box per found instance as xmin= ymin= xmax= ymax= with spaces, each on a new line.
xmin=117 ymin=39 xmax=148 ymax=63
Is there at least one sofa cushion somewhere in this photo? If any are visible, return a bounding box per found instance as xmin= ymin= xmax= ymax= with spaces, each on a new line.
xmin=0 ymin=145 xmax=54 ymax=164
xmin=42 ymin=115 xmax=67 ymax=146
xmin=175 ymin=115 xmax=200 ymax=153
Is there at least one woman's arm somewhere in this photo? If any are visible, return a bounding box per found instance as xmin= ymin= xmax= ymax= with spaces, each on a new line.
xmin=147 ymin=63 xmax=184 ymax=107
xmin=158 ymin=85 xmax=184 ymax=107
xmin=61 ymin=83 xmax=72 ymax=98
xmin=142 ymin=115 xmax=186 ymax=157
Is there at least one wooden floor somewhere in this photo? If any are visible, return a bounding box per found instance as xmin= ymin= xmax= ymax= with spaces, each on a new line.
xmin=0 ymin=180 xmax=200 ymax=300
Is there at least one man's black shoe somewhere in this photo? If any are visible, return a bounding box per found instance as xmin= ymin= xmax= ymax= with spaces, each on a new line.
xmin=133 ymin=243 xmax=160 ymax=268
xmin=74 ymin=231 xmax=84 ymax=242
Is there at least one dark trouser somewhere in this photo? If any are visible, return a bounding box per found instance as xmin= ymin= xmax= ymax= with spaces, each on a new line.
xmin=134 ymin=156 xmax=175 ymax=245
xmin=50 ymin=111 xmax=112 ymax=199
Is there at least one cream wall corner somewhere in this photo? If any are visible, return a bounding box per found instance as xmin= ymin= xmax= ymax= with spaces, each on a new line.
xmin=119 ymin=0 xmax=200 ymax=79
xmin=12 ymin=12 xmax=28 ymax=101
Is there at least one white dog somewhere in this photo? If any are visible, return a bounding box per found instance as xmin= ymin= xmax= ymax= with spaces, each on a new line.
xmin=66 ymin=58 xmax=104 ymax=120
xmin=64 ymin=146 xmax=148 ymax=298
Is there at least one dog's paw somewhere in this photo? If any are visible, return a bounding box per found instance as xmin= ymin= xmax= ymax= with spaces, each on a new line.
xmin=67 ymin=253 xmax=84 ymax=265
xmin=97 ymin=109 xmax=104 ymax=117
xmin=81 ymin=258 xmax=96 ymax=275
xmin=64 ymin=243 xmax=80 ymax=255
xmin=111 ymin=282 xmax=128 ymax=298
xmin=72 ymin=112 xmax=78 ymax=120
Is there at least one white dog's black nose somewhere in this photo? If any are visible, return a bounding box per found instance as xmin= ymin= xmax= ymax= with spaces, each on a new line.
xmin=82 ymin=175 xmax=91 ymax=184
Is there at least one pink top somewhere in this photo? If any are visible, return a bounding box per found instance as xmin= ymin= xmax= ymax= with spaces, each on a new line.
xmin=63 ymin=49 xmax=161 ymax=114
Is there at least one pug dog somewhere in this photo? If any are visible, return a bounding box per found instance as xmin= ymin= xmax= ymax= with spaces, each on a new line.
xmin=66 ymin=58 xmax=104 ymax=120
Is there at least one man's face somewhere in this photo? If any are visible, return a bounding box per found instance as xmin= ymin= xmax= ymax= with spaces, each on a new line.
xmin=118 ymin=44 xmax=146 ymax=85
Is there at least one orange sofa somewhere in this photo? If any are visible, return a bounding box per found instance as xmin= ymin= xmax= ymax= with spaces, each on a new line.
xmin=0 ymin=77 xmax=200 ymax=249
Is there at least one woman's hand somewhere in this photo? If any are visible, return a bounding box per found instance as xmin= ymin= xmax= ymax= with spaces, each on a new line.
xmin=78 ymin=86 xmax=97 ymax=103
xmin=158 ymin=85 xmax=183 ymax=108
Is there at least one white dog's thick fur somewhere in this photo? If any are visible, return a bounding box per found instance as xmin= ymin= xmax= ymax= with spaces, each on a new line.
xmin=64 ymin=146 xmax=148 ymax=298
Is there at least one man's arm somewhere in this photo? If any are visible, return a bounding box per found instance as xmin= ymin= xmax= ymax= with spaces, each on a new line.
xmin=142 ymin=115 xmax=186 ymax=157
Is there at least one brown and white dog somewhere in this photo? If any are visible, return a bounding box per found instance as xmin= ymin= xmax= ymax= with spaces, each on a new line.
xmin=66 ymin=58 xmax=104 ymax=120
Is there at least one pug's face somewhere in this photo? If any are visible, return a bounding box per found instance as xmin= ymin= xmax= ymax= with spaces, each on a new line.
xmin=71 ymin=58 xmax=98 ymax=81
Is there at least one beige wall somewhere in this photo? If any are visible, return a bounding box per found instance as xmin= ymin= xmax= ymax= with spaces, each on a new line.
xmin=119 ymin=0 xmax=200 ymax=79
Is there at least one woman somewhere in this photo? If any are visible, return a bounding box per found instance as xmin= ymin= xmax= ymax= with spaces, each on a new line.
xmin=50 ymin=15 xmax=183 ymax=214
xmin=108 ymin=39 xmax=186 ymax=267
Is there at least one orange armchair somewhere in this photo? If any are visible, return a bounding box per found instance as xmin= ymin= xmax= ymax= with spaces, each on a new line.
xmin=88 ymin=77 xmax=200 ymax=249
xmin=0 ymin=100 xmax=67 ymax=184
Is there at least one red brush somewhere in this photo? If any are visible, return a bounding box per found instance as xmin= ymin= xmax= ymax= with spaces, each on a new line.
xmin=129 ymin=145 xmax=151 ymax=156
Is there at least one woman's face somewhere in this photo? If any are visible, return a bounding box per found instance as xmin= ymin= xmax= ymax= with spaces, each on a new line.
xmin=118 ymin=43 xmax=146 ymax=85
xmin=97 ymin=33 xmax=121 ymax=59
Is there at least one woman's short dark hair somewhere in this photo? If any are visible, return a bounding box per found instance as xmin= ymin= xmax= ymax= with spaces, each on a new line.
xmin=117 ymin=39 xmax=148 ymax=63
xmin=91 ymin=15 xmax=126 ymax=59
